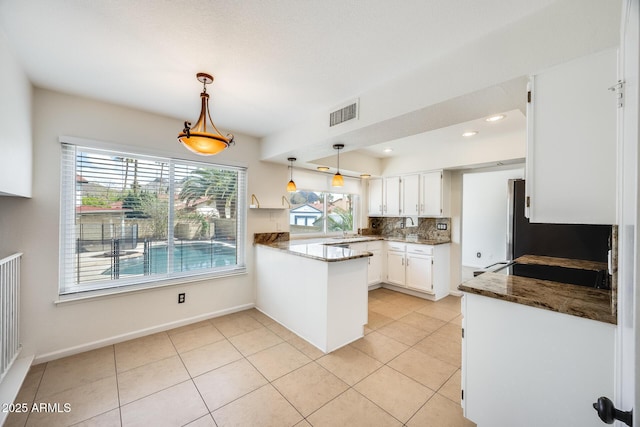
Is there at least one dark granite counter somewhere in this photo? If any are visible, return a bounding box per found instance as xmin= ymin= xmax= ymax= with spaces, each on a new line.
xmin=516 ymin=254 xmax=608 ymax=271
xmin=459 ymin=255 xmax=616 ymax=324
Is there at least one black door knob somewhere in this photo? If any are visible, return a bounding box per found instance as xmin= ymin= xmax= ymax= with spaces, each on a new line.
xmin=593 ymin=396 xmax=633 ymax=426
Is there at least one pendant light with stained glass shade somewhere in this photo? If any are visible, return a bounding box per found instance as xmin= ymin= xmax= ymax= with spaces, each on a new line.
xmin=332 ymin=144 xmax=345 ymax=187
xmin=287 ymin=157 xmax=297 ymax=192
xmin=178 ymin=73 xmax=234 ymax=155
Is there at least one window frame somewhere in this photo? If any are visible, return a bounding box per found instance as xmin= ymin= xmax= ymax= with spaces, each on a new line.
xmin=288 ymin=189 xmax=358 ymax=238
xmin=59 ymin=141 xmax=247 ymax=297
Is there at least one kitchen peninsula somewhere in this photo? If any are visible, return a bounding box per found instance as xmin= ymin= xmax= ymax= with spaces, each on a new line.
xmin=459 ymin=255 xmax=616 ymax=427
xmin=254 ymin=233 xmax=373 ymax=353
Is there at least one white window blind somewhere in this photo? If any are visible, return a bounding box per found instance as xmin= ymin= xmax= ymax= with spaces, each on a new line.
xmin=59 ymin=143 xmax=247 ymax=295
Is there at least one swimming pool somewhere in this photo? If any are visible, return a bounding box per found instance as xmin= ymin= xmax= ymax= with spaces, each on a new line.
xmin=103 ymin=241 xmax=237 ymax=276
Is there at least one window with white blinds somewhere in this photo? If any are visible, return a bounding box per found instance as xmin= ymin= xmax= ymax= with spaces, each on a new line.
xmin=59 ymin=143 xmax=247 ymax=295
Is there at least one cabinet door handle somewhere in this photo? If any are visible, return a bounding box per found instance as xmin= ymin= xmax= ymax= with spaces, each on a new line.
xmin=406 ymin=258 xmax=409 ymax=266
xmin=416 ymin=204 xmax=418 ymax=212
xmin=401 ymin=258 xmax=404 ymax=266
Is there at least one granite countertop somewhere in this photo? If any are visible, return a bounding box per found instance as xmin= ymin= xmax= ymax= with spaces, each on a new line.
xmin=253 ymin=232 xmax=450 ymax=262
xmin=515 ymin=254 xmax=608 ymax=271
xmin=383 ymin=237 xmax=451 ymax=245
xmin=459 ymin=255 xmax=616 ymax=325
xmin=258 ymin=240 xmax=373 ymax=262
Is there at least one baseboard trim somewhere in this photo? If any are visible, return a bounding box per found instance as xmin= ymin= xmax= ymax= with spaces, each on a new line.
xmin=33 ymin=303 xmax=254 ymax=364
xmin=0 ymin=354 xmax=34 ymax=425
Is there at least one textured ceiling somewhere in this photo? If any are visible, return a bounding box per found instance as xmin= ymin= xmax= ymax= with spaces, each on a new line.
xmin=0 ymin=0 xmax=559 ymax=138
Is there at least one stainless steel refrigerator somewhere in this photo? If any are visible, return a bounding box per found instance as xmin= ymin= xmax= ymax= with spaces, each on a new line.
xmin=507 ymin=179 xmax=611 ymax=263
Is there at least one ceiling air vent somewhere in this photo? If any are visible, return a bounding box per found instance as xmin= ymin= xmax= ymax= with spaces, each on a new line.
xmin=329 ymin=100 xmax=359 ymax=127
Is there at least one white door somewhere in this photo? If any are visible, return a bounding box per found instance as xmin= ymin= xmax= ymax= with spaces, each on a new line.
xmin=368 ymin=179 xmax=383 ymax=216
xmin=386 ymin=251 xmax=405 ymax=286
xmin=368 ymin=250 xmax=382 ymax=285
xmin=611 ymin=1 xmax=638 ymax=425
xmin=420 ymin=172 xmax=442 ymax=216
xmin=403 ymin=174 xmax=420 ymax=216
xmin=406 ymin=253 xmax=433 ymax=293
xmin=384 ymin=176 xmax=401 ymax=216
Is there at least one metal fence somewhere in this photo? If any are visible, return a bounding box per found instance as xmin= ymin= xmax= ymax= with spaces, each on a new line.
xmin=77 ymin=223 xmax=138 ymax=253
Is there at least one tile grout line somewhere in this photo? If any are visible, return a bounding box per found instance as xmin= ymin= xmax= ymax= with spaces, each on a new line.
xmin=207 ymin=332 xmax=311 ymax=424
xmin=356 ymin=293 xmax=462 ymax=424
xmin=165 ymin=326 xmax=215 ymax=426
xmin=111 ymin=344 xmax=123 ymax=427
xmin=15 ymin=293 xmax=463 ymax=426
xmin=20 ymin=361 xmax=47 ymax=427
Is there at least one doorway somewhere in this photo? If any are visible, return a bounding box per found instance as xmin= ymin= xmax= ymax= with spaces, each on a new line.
xmin=460 ymin=166 xmax=524 ymax=281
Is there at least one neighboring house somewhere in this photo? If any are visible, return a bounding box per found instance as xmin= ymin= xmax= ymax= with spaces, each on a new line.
xmin=329 ymin=196 xmax=352 ymax=213
xmin=290 ymin=204 xmax=322 ymax=226
xmin=76 ymin=174 xmax=88 ymax=206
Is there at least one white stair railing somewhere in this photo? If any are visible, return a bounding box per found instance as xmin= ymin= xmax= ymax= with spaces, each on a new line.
xmin=0 ymin=253 xmax=22 ymax=384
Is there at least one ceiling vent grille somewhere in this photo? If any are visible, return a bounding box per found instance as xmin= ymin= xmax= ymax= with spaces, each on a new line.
xmin=329 ymin=100 xmax=359 ymax=127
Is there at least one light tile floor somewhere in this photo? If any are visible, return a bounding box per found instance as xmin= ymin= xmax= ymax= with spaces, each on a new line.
xmin=5 ymin=288 xmax=476 ymax=427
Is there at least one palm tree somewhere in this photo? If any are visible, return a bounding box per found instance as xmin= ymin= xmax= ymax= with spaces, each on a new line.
xmin=179 ymin=168 xmax=238 ymax=218
xmin=326 ymin=207 xmax=354 ymax=232
xmin=114 ymin=157 xmax=139 ymax=193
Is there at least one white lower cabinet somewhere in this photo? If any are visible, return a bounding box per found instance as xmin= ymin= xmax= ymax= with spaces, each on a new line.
xmin=384 ymin=242 xmax=450 ymax=300
xmin=461 ymin=293 xmax=615 ymax=427
xmin=350 ymin=241 xmax=384 ymax=286
xmin=406 ymin=252 xmax=433 ymax=292
xmin=367 ymin=247 xmax=383 ymax=285
xmin=386 ymin=244 xmax=406 ymax=286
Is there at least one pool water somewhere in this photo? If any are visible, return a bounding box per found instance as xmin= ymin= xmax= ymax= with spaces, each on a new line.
xmin=103 ymin=242 xmax=237 ymax=275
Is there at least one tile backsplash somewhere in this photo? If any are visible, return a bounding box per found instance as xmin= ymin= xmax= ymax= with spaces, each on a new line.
xmin=362 ymin=217 xmax=451 ymax=241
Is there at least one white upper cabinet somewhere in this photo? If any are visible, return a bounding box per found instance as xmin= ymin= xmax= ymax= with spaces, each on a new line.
xmin=368 ymin=171 xmax=450 ymax=217
xmin=526 ymin=48 xmax=617 ymax=224
xmin=368 ymin=177 xmax=401 ymax=217
xmin=420 ymin=171 xmax=450 ymax=217
xmin=402 ymin=174 xmax=420 ymax=216
xmin=368 ymin=178 xmax=384 ymax=216
xmin=384 ymin=176 xmax=401 ymax=216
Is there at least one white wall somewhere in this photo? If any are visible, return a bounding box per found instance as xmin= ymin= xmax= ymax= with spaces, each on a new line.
xmin=0 ymin=88 xmax=288 ymax=361
xmin=0 ymin=30 xmax=32 ymax=198
xmin=260 ymin=0 xmax=620 ymax=162
xmin=461 ymin=167 xmax=524 ymax=268
xmin=449 ymin=171 xmax=463 ymax=294
xmin=381 ymin=131 xmax=525 ymax=176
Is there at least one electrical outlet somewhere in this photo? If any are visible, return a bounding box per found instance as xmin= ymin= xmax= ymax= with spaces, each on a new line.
xmin=436 ymin=223 xmax=447 ymax=230
xmin=178 ymin=293 xmax=185 ymax=304
xmin=476 ymin=252 xmax=482 ymax=258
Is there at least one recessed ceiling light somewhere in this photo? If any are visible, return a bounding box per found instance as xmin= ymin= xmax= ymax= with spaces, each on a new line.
xmin=485 ymin=114 xmax=506 ymax=122
xmin=383 ymin=148 xmax=393 ymax=153
xmin=317 ymin=166 xmax=330 ymax=171
xmin=360 ymin=174 xmax=371 ymax=179
xmin=462 ymin=131 xmax=478 ymax=137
